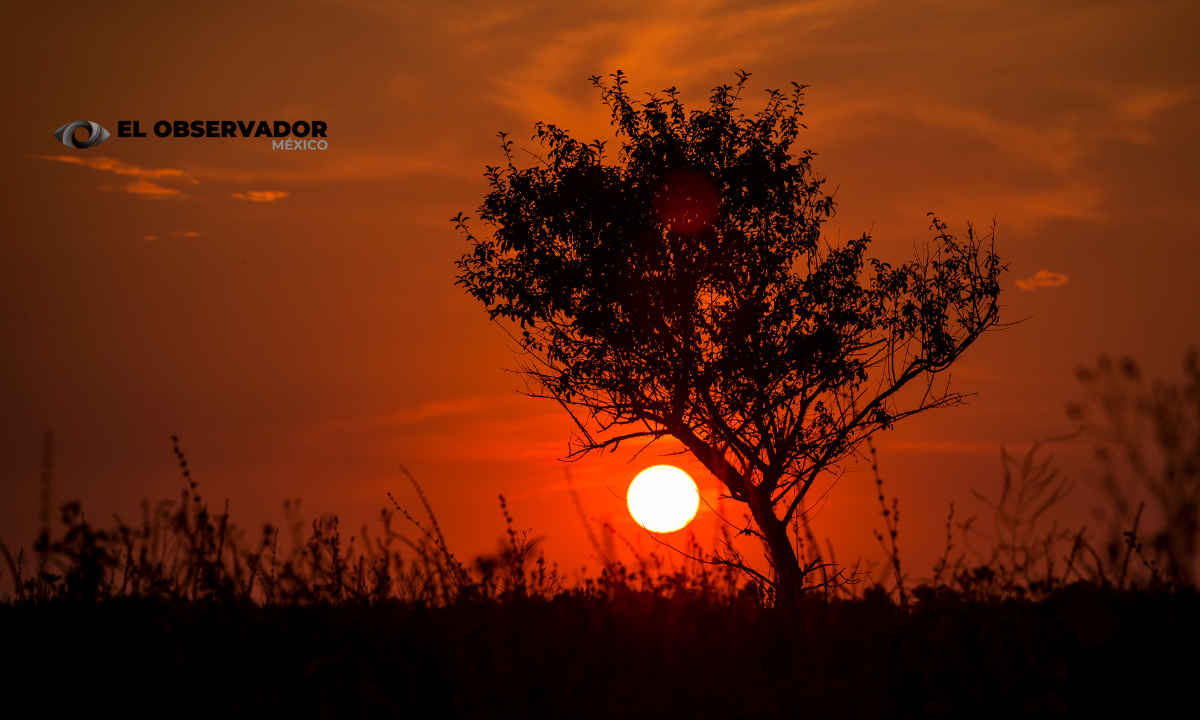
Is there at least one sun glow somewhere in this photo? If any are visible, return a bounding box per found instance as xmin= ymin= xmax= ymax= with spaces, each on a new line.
xmin=627 ymin=465 xmax=700 ymax=533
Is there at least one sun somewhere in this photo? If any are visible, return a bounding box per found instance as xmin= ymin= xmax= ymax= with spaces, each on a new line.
xmin=627 ymin=465 xmax=700 ymax=533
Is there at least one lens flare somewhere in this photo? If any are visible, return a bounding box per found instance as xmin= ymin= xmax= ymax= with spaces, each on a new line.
xmin=654 ymin=170 xmax=719 ymax=234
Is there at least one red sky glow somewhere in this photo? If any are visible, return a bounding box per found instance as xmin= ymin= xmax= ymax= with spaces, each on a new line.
xmin=2 ymin=0 xmax=1197 ymax=581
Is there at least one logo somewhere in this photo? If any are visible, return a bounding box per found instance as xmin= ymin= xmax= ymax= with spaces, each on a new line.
xmin=54 ymin=121 xmax=110 ymax=149
xmin=50 ymin=119 xmax=331 ymax=150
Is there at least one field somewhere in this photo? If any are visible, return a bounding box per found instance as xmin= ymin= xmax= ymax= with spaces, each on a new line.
xmin=3 ymin=586 xmax=1195 ymax=717
xmin=2 ymin=432 xmax=1196 ymax=718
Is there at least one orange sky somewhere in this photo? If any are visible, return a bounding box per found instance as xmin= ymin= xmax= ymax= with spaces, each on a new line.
xmin=2 ymin=0 xmax=1197 ymax=581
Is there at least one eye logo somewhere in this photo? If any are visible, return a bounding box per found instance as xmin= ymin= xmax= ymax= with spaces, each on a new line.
xmin=53 ymin=121 xmax=110 ymax=149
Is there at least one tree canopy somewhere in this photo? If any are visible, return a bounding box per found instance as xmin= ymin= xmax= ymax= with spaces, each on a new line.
xmin=455 ymin=71 xmax=1005 ymax=597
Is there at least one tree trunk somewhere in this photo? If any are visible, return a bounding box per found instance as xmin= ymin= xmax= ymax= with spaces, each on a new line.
xmin=674 ymin=429 xmax=806 ymax=603
xmin=745 ymin=484 xmax=805 ymax=605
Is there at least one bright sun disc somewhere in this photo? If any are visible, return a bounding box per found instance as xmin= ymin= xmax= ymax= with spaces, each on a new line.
xmin=627 ymin=465 xmax=700 ymax=533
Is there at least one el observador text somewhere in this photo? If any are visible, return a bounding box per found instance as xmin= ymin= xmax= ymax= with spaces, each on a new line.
xmin=117 ymin=120 xmax=327 ymax=139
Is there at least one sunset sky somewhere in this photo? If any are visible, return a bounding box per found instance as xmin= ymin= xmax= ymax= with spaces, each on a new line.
xmin=2 ymin=0 xmax=1197 ymax=578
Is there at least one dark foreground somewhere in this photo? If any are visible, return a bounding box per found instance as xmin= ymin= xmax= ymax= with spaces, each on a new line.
xmin=3 ymin=585 xmax=1195 ymax=719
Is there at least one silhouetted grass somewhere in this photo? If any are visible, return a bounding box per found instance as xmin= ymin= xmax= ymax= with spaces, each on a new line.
xmin=0 ymin=580 xmax=1193 ymax=717
xmin=2 ymin=386 xmax=1197 ymax=718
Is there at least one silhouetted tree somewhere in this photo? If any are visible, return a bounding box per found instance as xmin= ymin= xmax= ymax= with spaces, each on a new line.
xmin=455 ymin=71 xmax=1005 ymax=599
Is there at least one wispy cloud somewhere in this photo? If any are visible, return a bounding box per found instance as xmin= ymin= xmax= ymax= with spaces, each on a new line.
xmin=122 ymin=180 xmax=180 ymax=197
xmin=314 ymin=394 xmax=514 ymax=435
xmin=880 ymin=440 xmax=997 ymax=453
xmin=32 ymin=154 xmax=189 ymax=179
xmin=1119 ymin=87 xmax=1192 ymax=123
xmin=1016 ymin=270 xmax=1069 ymax=291
xmin=143 ymin=231 xmax=202 ymax=240
xmin=231 ymin=191 xmax=289 ymax=202
xmin=32 ymin=154 xmax=194 ymax=198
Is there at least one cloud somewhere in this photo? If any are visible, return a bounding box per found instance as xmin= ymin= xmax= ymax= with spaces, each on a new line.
xmin=143 ymin=231 xmax=201 ymax=240
xmin=1119 ymin=88 xmax=1192 ymax=123
xmin=121 ymin=180 xmax=180 ymax=197
xmin=231 ymin=191 xmax=289 ymax=202
xmin=880 ymin=440 xmax=997 ymax=453
xmin=1015 ymin=270 xmax=1069 ymax=291
xmin=33 ymin=154 xmax=194 ymax=198
xmin=314 ymin=394 xmax=513 ymax=435
xmin=32 ymin=154 xmax=188 ymax=179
